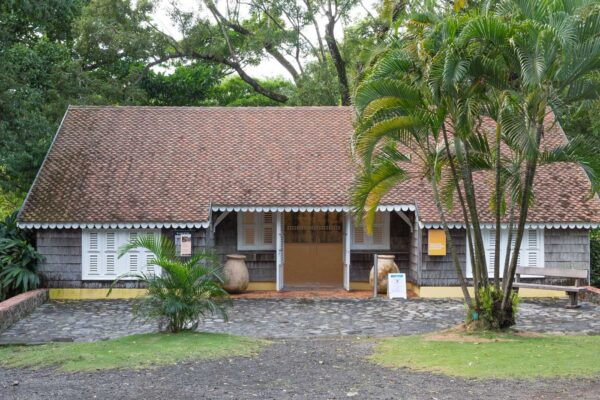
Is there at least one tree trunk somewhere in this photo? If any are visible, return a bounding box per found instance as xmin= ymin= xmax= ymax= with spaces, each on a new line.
xmin=441 ymin=124 xmax=478 ymax=307
xmin=494 ymin=123 xmax=502 ymax=288
xmin=502 ymin=120 xmax=544 ymax=310
xmin=502 ymin=202 xmax=515 ymax=283
xmin=325 ymin=14 xmax=351 ymax=106
xmin=430 ymin=166 xmax=472 ymax=304
xmin=454 ymin=138 xmax=488 ymax=287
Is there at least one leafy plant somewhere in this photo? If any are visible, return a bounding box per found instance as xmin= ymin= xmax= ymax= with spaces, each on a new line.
xmin=591 ymin=229 xmax=600 ymax=287
xmin=109 ymin=235 xmax=229 ymax=333
xmin=467 ymin=286 xmax=519 ymax=330
xmin=0 ymin=211 xmax=42 ymax=300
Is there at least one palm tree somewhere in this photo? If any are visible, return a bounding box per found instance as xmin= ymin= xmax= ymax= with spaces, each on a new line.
xmin=352 ymin=0 xmax=600 ymax=329
xmin=109 ymin=235 xmax=229 ymax=333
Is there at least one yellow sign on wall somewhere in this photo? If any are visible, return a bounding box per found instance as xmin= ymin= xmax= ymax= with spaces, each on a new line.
xmin=428 ymin=229 xmax=447 ymax=256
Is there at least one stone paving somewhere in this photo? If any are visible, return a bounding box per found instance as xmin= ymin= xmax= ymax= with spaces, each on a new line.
xmin=1 ymin=297 xmax=600 ymax=344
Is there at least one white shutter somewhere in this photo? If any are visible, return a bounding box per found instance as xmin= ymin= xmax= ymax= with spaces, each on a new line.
xmin=146 ymin=253 xmax=155 ymax=275
xmin=83 ymin=230 xmax=159 ymax=280
xmin=351 ymin=213 xmax=390 ymax=250
xmin=89 ymin=232 xmax=99 ymax=251
xmin=525 ymin=229 xmax=543 ymax=268
xmin=508 ymin=231 xmax=522 ymax=267
xmin=470 ymin=228 xmax=544 ymax=278
xmin=237 ymin=212 xmax=276 ymax=250
xmin=105 ymin=254 xmax=116 ymax=275
xmin=353 ymin=223 xmax=365 ymax=244
xmin=263 ymin=212 xmax=274 ymax=245
xmin=88 ymin=254 xmax=99 ymax=275
xmin=372 ymin=214 xmax=384 ymax=245
xmin=486 ymin=229 xmax=497 ymax=277
xmin=240 ymin=213 xmax=256 ymax=248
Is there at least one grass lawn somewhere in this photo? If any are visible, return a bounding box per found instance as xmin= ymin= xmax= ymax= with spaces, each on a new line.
xmin=372 ymin=331 xmax=600 ymax=379
xmin=0 ymin=332 xmax=266 ymax=372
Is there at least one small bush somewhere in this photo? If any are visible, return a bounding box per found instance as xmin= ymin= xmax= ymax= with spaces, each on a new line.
xmin=110 ymin=235 xmax=229 ymax=333
xmin=467 ymin=285 xmax=519 ymax=330
xmin=0 ymin=211 xmax=42 ymax=300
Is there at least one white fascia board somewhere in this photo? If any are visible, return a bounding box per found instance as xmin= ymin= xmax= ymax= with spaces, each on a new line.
xmin=17 ymin=221 xmax=211 ymax=230
xmin=211 ymin=204 xmax=416 ymax=213
xmin=419 ymin=222 xmax=600 ymax=230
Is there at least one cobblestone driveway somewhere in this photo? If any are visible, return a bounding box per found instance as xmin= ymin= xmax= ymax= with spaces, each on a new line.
xmin=1 ymin=298 xmax=600 ymax=344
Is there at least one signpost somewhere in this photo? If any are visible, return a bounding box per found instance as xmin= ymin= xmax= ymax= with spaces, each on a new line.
xmin=373 ymin=254 xmax=378 ymax=298
xmin=387 ymin=273 xmax=407 ymax=299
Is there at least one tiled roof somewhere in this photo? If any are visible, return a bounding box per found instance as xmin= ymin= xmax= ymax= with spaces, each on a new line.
xmin=18 ymin=106 xmax=600 ymax=225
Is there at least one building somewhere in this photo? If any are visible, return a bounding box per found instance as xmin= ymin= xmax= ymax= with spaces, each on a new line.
xmin=17 ymin=106 xmax=600 ymax=298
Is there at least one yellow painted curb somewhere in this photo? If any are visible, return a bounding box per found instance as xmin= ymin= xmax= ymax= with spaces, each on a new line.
xmin=418 ymin=286 xmax=566 ymax=298
xmin=247 ymin=282 xmax=276 ymax=291
xmin=49 ymin=288 xmax=148 ymax=300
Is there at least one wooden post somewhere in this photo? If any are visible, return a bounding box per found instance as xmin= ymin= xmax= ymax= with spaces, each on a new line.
xmin=373 ymin=253 xmax=378 ymax=298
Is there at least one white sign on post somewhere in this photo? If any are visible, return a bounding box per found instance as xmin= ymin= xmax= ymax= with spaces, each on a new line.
xmin=178 ymin=233 xmax=192 ymax=257
xmin=387 ymin=273 xmax=407 ymax=299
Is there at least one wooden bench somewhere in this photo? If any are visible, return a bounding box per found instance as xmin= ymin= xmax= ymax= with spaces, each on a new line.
xmin=513 ymin=267 xmax=588 ymax=308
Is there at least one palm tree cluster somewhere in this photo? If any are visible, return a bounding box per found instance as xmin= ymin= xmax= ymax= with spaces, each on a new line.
xmin=352 ymin=0 xmax=600 ymax=329
xmin=110 ymin=235 xmax=229 ymax=333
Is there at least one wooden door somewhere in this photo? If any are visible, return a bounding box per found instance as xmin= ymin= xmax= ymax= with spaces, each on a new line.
xmin=284 ymin=212 xmax=343 ymax=288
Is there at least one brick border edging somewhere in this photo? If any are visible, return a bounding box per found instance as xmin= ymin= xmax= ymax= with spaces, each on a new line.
xmin=0 ymin=289 xmax=49 ymax=332
xmin=581 ymin=286 xmax=600 ymax=304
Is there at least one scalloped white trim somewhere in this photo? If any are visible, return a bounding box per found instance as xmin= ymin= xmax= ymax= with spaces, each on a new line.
xmin=17 ymin=221 xmax=210 ymax=230
xmin=210 ymin=204 xmax=416 ymax=213
xmin=419 ymin=222 xmax=600 ymax=230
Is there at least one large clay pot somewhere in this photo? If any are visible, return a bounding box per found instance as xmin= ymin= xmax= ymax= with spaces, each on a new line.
xmin=223 ymin=255 xmax=249 ymax=294
xmin=369 ymin=255 xmax=400 ymax=294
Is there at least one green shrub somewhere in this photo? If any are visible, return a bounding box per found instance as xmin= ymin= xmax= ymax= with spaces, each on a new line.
xmin=0 ymin=211 xmax=42 ymax=300
xmin=110 ymin=235 xmax=229 ymax=333
xmin=467 ymin=285 xmax=520 ymax=330
xmin=591 ymin=229 xmax=600 ymax=287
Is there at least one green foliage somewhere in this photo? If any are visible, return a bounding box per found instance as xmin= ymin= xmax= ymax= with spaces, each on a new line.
xmin=205 ymin=76 xmax=294 ymax=107
xmin=373 ymin=333 xmax=600 ymax=379
xmin=142 ymin=63 xmax=224 ymax=106
xmin=591 ymin=229 xmax=600 ymax=287
xmin=109 ymin=235 xmax=229 ymax=333
xmin=467 ymin=286 xmax=519 ymax=330
xmin=0 ymin=211 xmax=42 ymax=300
xmin=287 ymin=62 xmax=341 ymax=106
xmin=0 ymin=332 xmax=265 ymax=371
xmin=0 ymin=190 xmax=21 ymax=220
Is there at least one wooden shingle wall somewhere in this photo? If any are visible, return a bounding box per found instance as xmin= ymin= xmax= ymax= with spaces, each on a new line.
xmin=350 ymin=212 xmax=414 ymax=282
xmin=36 ymin=230 xmax=145 ymax=288
xmin=420 ymin=229 xmax=467 ymax=286
xmin=213 ymin=212 xmax=276 ymax=282
xmin=544 ymin=229 xmax=589 ymax=270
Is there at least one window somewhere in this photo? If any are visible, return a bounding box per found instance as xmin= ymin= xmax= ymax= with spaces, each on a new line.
xmin=466 ymin=228 xmax=544 ymax=278
xmin=82 ymin=230 xmax=160 ymax=280
xmin=351 ymin=212 xmax=390 ymax=250
xmin=237 ymin=212 xmax=275 ymax=251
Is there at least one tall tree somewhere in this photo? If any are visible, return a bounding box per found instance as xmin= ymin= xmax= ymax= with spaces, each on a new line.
xmin=352 ymin=0 xmax=600 ymax=329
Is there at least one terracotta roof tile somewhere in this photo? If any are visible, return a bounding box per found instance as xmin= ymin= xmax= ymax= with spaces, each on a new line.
xmin=18 ymin=106 xmax=600 ymax=225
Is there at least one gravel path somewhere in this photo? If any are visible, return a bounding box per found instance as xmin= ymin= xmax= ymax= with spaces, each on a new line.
xmin=2 ymin=298 xmax=600 ymax=344
xmin=1 ymin=338 xmax=599 ymax=400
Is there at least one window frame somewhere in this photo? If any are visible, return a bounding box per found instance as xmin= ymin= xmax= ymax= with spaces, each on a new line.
xmin=237 ymin=212 xmax=276 ymax=251
xmin=350 ymin=212 xmax=391 ymax=250
xmin=82 ymin=229 xmax=160 ymax=280
xmin=465 ymin=228 xmax=544 ymax=278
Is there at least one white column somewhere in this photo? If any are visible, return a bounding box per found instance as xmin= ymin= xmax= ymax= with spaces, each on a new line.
xmin=275 ymin=212 xmax=284 ymax=291
xmin=343 ymin=213 xmax=351 ymax=291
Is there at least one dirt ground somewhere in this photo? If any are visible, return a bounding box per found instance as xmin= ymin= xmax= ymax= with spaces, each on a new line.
xmin=1 ymin=337 xmax=598 ymax=400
